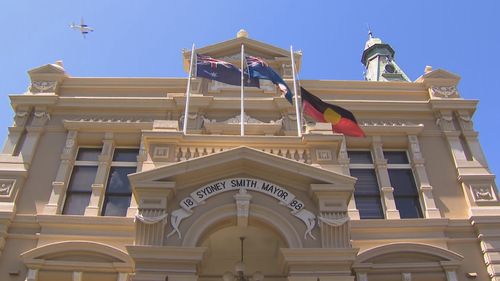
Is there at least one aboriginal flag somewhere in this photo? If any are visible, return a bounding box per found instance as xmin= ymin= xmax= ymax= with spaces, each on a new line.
xmin=301 ymin=87 xmax=365 ymax=137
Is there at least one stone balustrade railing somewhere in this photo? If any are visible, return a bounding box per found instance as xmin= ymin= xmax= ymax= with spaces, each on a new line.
xmin=174 ymin=146 xmax=311 ymax=164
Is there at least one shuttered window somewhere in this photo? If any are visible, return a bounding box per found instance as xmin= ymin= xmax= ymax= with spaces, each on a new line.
xmin=385 ymin=151 xmax=423 ymax=218
xmin=348 ymin=151 xmax=384 ymax=219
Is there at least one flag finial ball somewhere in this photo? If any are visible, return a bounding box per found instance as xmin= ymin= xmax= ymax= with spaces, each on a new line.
xmin=237 ymin=29 xmax=249 ymax=38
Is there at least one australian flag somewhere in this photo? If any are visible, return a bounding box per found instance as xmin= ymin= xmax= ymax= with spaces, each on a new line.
xmin=246 ymin=56 xmax=293 ymax=103
xmin=196 ymin=54 xmax=259 ymax=87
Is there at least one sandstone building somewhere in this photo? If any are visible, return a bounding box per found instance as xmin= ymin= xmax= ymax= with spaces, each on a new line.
xmin=0 ymin=30 xmax=498 ymax=281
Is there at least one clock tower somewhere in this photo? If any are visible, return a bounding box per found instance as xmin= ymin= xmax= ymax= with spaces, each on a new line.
xmin=361 ymin=31 xmax=410 ymax=82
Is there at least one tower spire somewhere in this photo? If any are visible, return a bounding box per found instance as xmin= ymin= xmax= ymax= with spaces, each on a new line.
xmin=361 ymin=31 xmax=410 ymax=82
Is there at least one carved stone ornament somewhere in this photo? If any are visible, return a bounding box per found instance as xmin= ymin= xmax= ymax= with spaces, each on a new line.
xmin=14 ymin=111 xmax=30 ymax=127
xmin=153 ymin=146 xmax=170 ymax=159
xmin=457 ymin=113 xmax=473 ymax=131
xmin=0 ymin=179 xmax=15 ymax=197
xmin=135 ymin=212 xmax=169 ymax=224
xmin=471 ymin=185 xmax=497 ymax=202
xmin=435 ymin=114 xmax=455 ymax=131
xmin=430 ymin=86 xmax=458 ymax=98
xmin=316 ymin=149 xmax=333 ymax=161
xmin=30 ymin=81 xmax=57 ymax=93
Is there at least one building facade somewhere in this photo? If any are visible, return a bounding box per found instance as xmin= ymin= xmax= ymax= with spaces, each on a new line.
xmin=0 ymin=30 xmax=499 ymax=281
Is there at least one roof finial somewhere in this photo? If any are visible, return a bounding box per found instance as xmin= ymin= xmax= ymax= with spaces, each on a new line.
xmin=237 ymin=29 xmax=249 ymax=38
xmin=367 ymin=24 xmax=373 ymax=39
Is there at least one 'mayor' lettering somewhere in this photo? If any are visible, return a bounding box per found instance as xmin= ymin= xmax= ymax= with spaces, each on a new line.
xmin=261 ymin=182 xmax=289 ymax=201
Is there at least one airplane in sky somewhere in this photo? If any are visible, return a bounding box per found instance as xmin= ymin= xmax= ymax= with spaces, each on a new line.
xmin=70 ymin=17 xmax=94 ymax=38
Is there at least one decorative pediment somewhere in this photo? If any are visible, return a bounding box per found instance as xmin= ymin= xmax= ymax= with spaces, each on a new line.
xmin=353 ymin=243 xmax=464 ymax=272
xmin=21 ymin=241 xmax=134 ymax=272
xmin=27 ymin=61 xmax=68 ymax=94
xmin=182 ymin=30 xmax=302 ymax=75
xmin=28 ymin=63 xmax=66 ymax=75
xmin=415 ymin=68 xmax=461 ymax=85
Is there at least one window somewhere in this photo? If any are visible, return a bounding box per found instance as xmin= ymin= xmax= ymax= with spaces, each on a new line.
xmin=348 ymin=151 xmax=384 ymax=219
xmin=62 ymin=147 xmax=138 ymax=217
xmin=101 ymin=148 xmax=138 ymax=216
xmin=385 ymin=151 xmax=423 ymax=218
xmin=62 ymin=148 xmax=100 ymax=215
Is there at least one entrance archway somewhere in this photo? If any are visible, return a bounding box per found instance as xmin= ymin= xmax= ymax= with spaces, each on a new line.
xmin=198 ymin=224 xmax=287 ymax=281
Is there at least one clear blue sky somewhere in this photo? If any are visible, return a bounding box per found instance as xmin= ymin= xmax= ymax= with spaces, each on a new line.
xmin=1 ymin=1 xmax=498 ymax=184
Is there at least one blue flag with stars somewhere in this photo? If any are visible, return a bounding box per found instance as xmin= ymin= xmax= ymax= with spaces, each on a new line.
xmin=196 ymin=54 xmax=259 ymax=87
xmin=246 ymin=56 xmax=293 ymax=103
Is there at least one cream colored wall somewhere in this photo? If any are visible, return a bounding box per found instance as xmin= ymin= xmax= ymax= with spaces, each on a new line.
xmin=448 ymin=241 xmax=489 ymax=281
xmin=16 ymin=131 xmax=66 ymax=214
xmin=0 ymin=237 xmax=37 ymax=281
xmin=1 ymin=56 xmax=498 ymax=281
xmin=419 ymin=135 xmax=469 ymax=218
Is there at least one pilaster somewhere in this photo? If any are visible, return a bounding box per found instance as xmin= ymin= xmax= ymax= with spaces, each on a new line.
xmin=133 ymin=181 xmax=175 ymax=246
xmin=407 ymin=135 xmax=441 ymax=218
xmin=2 ymin=107 xmax=30 ymax=155
xmin=372 ymin=136 xmax=399 ymax=219
xmin=471 ymin=216 xmax=500 ymax=281
xmin=85 ymin=132 xmax=114 ymax=216
xmin=340 ymin=136 xmax=359 ymax=220
xmin=127 ymin=136 xmax=147 ymax=217
xmin=310 ymin=183 xmax=354 ymax=248
xmin=280 ymin=248 xmax=358 ymax=281
xmin=44 ymin=130 xmax=78 ymax=215
xmin=19 ymin=107 xmax=50 ymax=164
xmin=126 ymin=246 xmax=206 ymax=281
xmin=24 ymin=268 xmax=39 ymax=281
xmin=456 ymin=110 xmax=488 ymax=167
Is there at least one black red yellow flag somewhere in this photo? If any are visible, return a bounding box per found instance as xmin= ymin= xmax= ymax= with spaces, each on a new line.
xmin=301 ymin=87 xmax=365 ymax=137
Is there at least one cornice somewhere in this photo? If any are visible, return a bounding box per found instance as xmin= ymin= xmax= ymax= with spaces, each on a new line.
xmin=300 ymin=79 xmax=427 ymax=93
xmin=60 ymin=77 xmax=188 ymax=89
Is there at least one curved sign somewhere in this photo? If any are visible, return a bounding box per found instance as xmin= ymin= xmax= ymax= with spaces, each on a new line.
xmin=181 ymin=178 xmax=304 ymax=211
xmin=167 ymin=177 xmax=316 ymax=240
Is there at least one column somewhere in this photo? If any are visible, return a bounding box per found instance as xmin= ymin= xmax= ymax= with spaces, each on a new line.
xmin=43 ymin=130 xmax=78 ymax=215
xmin=372 ymin=136 xmax=399 ymax=219
xmin=408 ymin=135 xmax=441 ymax=218
xmin=85 ymin=132 xmax=114 ymax=216
xmin=455 ymin=110 xmax=488 ymax=167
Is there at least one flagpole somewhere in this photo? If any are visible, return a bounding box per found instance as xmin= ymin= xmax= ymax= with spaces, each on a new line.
xmin=240 ymin=43 xmax=245 ymax=136
xmin=183 ymin=43 xmax=195 ymax=135
xmin=290 ymin=45 xmax=302 ymax=137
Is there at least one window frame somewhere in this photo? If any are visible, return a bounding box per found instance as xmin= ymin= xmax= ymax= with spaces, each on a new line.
xmin=61 ymin=146 xmax=101 ymax=215
xmin=385 ymin=150 xmax=423 ymax=219
xmin=348 ymin=149 xmax=385 ymax=219
xmin=100 ymin=147 xmax=139 ymax=217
